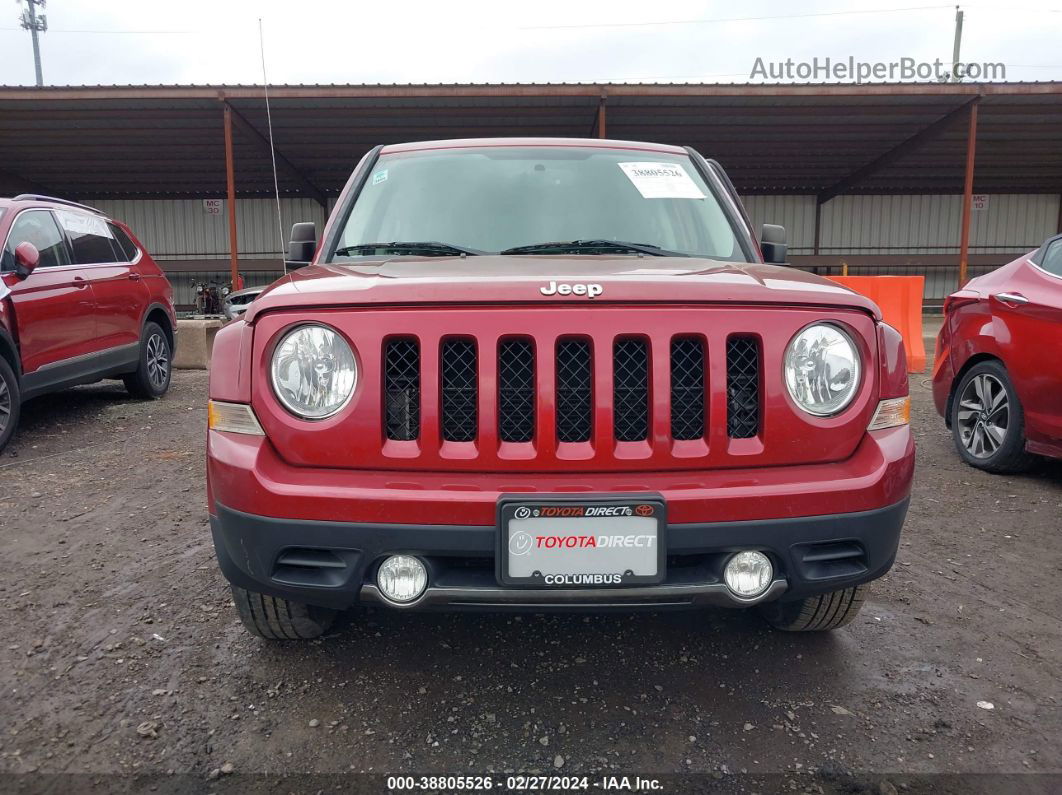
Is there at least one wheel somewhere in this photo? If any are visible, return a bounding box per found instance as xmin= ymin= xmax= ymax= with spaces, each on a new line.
xmin=0 ymin=356 xmax=21 ymax=453
xmin=123 ymin=321 xmax=172 ymax=399
xmin=230 ymin=585 xmax=336 ymax=640
xmin=759 ymin=585 xmax=867 ymax=632
xmin=950 ymin=360 xmax=1035 ymax=474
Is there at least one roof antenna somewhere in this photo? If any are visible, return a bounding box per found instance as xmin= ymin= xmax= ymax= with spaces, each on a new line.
xmin=259 ymin=17 xmax=287 ymax=273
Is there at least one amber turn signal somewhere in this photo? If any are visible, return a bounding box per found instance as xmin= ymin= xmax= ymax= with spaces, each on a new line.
xmin=208 ymin=400 xmax=265 ymax=435
xmin=867 ymin=396 xmax=910 ymax=430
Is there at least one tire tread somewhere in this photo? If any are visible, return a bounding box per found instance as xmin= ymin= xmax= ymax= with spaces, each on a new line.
xmin=230 ymin=585 xmax=335 ymax=640
xmin=761 ymin=585 xmax=867 ymax=632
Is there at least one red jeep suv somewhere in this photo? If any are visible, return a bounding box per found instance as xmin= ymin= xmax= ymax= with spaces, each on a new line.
xmin=207 ymin=139 xmax=915 ymax=639
xmin=0 ymin=195 xmax=176 ymax=451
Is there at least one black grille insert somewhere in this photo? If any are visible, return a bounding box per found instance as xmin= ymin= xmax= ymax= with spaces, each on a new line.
xmin=726 ymin=336 xmax=760 ymax=438
xmin=498 ymin=339 xmax=535 ymax=442
xmin=613 ymin=338 xmax=650 ymax=442
xmin=670 ymin=337 xmax=705 ymax=440
xmin=556 ymin=339 xmax=592 ymax=443
xmin=441 ymin=339 xmax=478 ymax=442
xmin=384 ymin=338 xmax=420 ymax=441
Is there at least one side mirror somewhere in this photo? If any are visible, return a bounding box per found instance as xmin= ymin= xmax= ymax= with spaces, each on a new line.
xmin=760 ymin=224 xmax=787 ymax=265
xmin=286 ymin=222 xmax=317 ymax=269
xmin=14 ymin=241 xmax=40 ymax=278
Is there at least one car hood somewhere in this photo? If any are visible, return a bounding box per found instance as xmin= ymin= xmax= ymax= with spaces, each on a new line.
xmin=244 ymin=255 xmax=880 ymax=321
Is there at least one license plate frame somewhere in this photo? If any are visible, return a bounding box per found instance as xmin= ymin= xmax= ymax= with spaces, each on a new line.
xmin=496 ymin=495 xmax=667 ymax=588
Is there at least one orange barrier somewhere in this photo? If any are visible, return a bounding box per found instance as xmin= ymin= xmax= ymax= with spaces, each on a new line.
xmin=828 ymin=275 xmax=926 ymax=373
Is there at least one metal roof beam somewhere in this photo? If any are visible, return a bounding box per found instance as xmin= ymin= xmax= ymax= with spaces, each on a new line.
xmin=0 ymin=165 xmax=54 ymax=195
xmin=222 ymin=100 xmax=328 ymax=209
xmin=817 ymin=97 xmax=981 ymax=204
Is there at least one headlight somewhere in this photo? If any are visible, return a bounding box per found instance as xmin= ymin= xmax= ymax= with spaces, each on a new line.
xmin=270 ymin=324 xmax=357 ymax=419
xmin=783 ymin=323 xmax=861 ymax=416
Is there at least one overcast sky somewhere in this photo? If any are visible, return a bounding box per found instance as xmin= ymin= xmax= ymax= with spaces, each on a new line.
xmin=1 ymin=0 xmax=1061 ymax=86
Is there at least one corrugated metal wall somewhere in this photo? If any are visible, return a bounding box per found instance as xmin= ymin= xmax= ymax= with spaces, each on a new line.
xmin=89 ymin=198 xmax=331 ymax=260
xmin=89 ymin=194 xmax=1058 ymax=261
xmin=741 ymin=194 xmax=1059 ymax=256
xmin=741 ymin=196 xmax=819 ymax=254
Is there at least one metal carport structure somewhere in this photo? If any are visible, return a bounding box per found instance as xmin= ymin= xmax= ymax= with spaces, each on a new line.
xmin=2 ymin=81 xmax=1061 ymax=289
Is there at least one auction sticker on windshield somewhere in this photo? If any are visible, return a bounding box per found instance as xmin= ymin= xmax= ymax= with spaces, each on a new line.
xmin=497 ymin=498 xmax=666 ymax=587
xmin=618 ymin=162 xmax=706 ymax=199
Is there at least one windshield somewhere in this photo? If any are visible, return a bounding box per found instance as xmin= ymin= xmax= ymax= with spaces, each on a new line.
xmin=330 ymin=146 xmax=747 ymax=262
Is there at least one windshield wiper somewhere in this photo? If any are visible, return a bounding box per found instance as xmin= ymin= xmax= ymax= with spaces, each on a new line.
xmin=499 ymin=239 xmax=687 ymax=257
xmin=334 ymin=241 xmax=482 ymax=257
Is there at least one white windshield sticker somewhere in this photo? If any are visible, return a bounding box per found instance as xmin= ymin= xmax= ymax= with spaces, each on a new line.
xmin=618 ymin=162 xmax=705 ymax=199
xmin=372 ymin=169 xmax=388 ymax=186
xmin=57 ymin=210 xmax=113 ymax=238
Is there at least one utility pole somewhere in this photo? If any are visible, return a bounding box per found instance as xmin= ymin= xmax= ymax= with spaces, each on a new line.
xmin=951 ymin=5 xmax=964 ymax=82
xmin=18 ymin=0 xmax=47 ymax=87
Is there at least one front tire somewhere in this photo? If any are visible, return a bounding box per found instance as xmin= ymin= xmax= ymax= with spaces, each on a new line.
xmin=124 ymin=321 xmax=172 ymax=399
xmin=759 ymin=585 xmax=867 ymax=632
xmin=230 ymin=585 xmax=336 ymax=640
xmin=0 ymin=356 xmax=21 ymax=453
xmin=950 ymin=360 xmax=1035 ymax=474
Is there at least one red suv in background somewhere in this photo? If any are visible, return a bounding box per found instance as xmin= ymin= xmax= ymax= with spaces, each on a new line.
xmin=0 ymin=195 xmax=176 ymax=452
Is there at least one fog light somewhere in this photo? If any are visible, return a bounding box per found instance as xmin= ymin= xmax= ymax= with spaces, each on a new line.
xmin=377 ymin=555 xmax=428 ymax=603
xmin=723 ymin=551 xmax=773 ymax=599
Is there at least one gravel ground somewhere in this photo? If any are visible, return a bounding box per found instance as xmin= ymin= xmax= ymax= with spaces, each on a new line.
xmin=0 ymin=367 xmax=1059 ymax=793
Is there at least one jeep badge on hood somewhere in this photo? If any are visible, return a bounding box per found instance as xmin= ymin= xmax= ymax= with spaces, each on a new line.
xmin=540 ymin=281 xmax=604 ymax=298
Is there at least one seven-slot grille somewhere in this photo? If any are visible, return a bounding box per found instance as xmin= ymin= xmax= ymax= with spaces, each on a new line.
xmin=383 ymin=335 xmax=762 ymax=444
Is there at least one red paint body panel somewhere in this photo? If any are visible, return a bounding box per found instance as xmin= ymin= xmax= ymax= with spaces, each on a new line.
xmin=1 ymin=263 xmax=97 ymax=372
xmin=248 ymin=304 xmax=880 ymax=473
xmin=933 ymin=251 xmax=1062 ymax=454
xmin=206 ymin=139 xmax=914 ymax=546
xmin=876 ymin=323 xmax=909 ymax=399
xmin=207 ymin=425 xmax=913 ymax=526
xmin=244 ymin=257 xmax=882 ymax=323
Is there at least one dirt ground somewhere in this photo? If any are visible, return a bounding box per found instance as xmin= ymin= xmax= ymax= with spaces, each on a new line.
xmin=0 ymin=365 xmax=1059 ymax=793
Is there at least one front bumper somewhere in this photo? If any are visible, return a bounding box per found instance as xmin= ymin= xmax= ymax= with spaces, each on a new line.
xmin=210 ymin=497 xmax=909 ymax=612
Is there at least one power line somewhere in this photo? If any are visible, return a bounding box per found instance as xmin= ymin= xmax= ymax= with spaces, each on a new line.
xmin=0 ymin=26 xmax=195 ymax=34
xmin=520 ymin=5 xmax=958 ymax=30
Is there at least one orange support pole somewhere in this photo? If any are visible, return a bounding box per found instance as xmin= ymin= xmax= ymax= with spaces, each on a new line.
xmin=958 ymin=100 xmax=979 ymax=288
xmin=223 ymin=103 xmax=239 ymax=288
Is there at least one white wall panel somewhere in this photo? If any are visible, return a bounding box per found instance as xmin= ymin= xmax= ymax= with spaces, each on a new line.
xmin=88 ymin=198 xmax=328 ymax=260
xmin=740 ymin=195 xmax=817 ymax=254
xmin=88 ymin=194 xmax=1060 ymax=261
xmin=819 ymin=194 xmax=1058 ymax=255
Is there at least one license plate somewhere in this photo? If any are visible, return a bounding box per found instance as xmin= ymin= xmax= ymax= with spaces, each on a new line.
xmin=497 ymin=497 xmax=666 ymax=587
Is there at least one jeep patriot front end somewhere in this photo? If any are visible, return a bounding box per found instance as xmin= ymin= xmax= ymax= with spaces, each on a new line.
xmin=206 ymin=138 xmax=914 ymax=639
